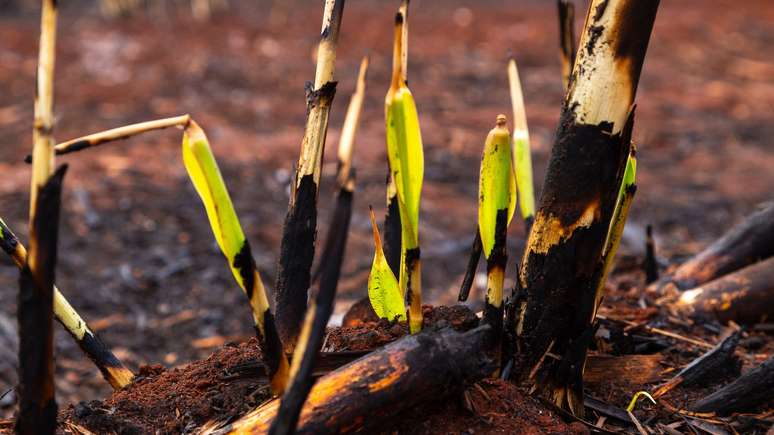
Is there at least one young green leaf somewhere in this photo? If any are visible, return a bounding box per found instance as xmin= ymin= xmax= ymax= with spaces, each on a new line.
xmin=593 ymin=147 xmax=638 ymax=317
xmin=479 ymin=115 xmax=516 ymax=258
xmin=367 ymin=208 xmax=406 ymax=322
xmin=385 ymin=8 xmax=424 ymax=334
xmin=182 ymin=120 xmax=244 ymax=280
xmin=385 ymin=85 xmax=423 ymax=250
xmin=508 ymin=59 xmax=536 ymax=223
xmin=182 ymin=120 xmax=289 ymax=394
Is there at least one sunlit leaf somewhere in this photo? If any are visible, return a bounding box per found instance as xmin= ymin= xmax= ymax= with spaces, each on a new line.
xmin=508 ymin=58 xmax=536 ymax=221
xmin=182 ymin=120 xmax=247 ymax=289
xmin=385 ymin=86 xmax=423 ymax=249
xmin=478 ymin=115 xmax=516 ymax=258
xmin=367 ymin=208 xmax=406 ymax=321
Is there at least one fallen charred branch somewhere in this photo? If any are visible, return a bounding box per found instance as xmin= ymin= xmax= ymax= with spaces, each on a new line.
xmin=665 ymin=203 xmax=774 ymax=290
xmin=514 ymin=0 xmax=659 ymax=416
xmin=675 ymin=257 xmax=774 ymax=324
xmin=274 ymin=0 xmax=345 ymax=351
xmin=653 ymin=331 xmax=741 ymax=398
xmin=210 ymin=326 xmax=494 ymax=434
xmin=692 ymin=354 xmax=774 ymax=415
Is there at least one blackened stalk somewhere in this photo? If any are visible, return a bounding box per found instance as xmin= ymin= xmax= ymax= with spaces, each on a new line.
xmin=0 ymin=220 xmax=134 ymax=389
xmin=272 ymin=57 xmax=369 ymax=435
xmin=275 ymin=0 xmax=345 ymax=352
xmin=25 ymin=115 xmax=190 ymax=162
xmin=17 ymin=0 xmax=59 ymax=432
xmin=557 ymin=0 xmax=577 ymax=90
xmin=18 ymin=167 xmax=66 ymax=435
xmin=312 ymin=56 xmax=368 ymax=285
xmin=644 ymin=224 xmax=659 ymax=284
xmin=514 ymin=0 xmax=659 ymax=417
xmin=457 ymin=232 xmax=481 ymax=302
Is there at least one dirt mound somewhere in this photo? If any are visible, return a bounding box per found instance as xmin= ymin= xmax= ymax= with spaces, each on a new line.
xmin=387 ymin=378 xmax=588 ymax=435
xmin=328 ymin=304 xmax=479 ymax=351
xmin=63 ymin=338 xmax=270 ymax=434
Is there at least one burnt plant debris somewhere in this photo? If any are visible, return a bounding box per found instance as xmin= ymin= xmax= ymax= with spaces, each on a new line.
xmin=3 ymin=0 xmax=774 ymax=434
xmin=274 ymin=0 xmax=346 ymax=352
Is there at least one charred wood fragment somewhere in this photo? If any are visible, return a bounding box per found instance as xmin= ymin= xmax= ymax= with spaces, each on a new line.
xmin=217 ymin=326 xmax=494 ymax=434
xmin=666 ymin=203 xmax=774 ymax=290
xmin=17 ymin=165 xmax=67 ymax=435
xmin=692 ymin=354 xmax=774 ymax=415
xmin=653 ymin=331 xmax=741 ymax=398
xmin=514 ymin=0 xmax=659 ymax=416
xmin=676 ymin=257 xmax=774 ymax=324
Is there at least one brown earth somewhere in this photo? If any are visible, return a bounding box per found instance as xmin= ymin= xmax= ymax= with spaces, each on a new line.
xmin=0 ymin=0 xmax=773 ymax=432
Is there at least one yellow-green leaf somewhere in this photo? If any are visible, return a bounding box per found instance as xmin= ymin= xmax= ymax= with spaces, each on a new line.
xmin=508 ymin=58 xmax=536 ymax=221
xmin=479 ymin=115 xmax=516 ymax=258
xmin=603 ymin=151 xmax=637 ymax=257
xmin=385 ymin=85 xmax=423 ymax=249
xmin=512 ymin=134 xmax=535 ymax=220
xmin=182 ymin=121 xmax=247 ymax=289
xmin=367 ymin=208 xmax=406 ymax=322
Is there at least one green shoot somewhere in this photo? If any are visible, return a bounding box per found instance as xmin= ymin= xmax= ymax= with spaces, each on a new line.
xmin=507 ymin=59 xmax=536 ymax=228
xmin=368 ymin=207 xmax=406 ymax=322
xmin=385 ymin=4 xmax=424 ymax=334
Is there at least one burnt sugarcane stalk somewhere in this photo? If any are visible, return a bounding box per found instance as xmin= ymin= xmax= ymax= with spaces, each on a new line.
xmin=514 ymin=0 xmax=659 ymax=416
xmin=457 ymin=232 xmax=482 ymax=302
xmin=557 ymin=0 xmax=577 ymax=90
xmin=0 ymin=220 xmax=134 ymax=389
xmin=271 ymin=57 xmax=369 ymax=435
xmin=26 ymin=114 xmax=191 ymax=161
xmin=478 ymin=116 xmax=516 ymax=346
xmin=18 ymin=168 xmax=66 ymax=435
xmin=18 ymin=0 xmax=59 ymax=432
xmin=312 ymin=56 xmax=368 ymax=285
xmin=644 ymin=224 xmax=659 ymax=283
xmin=275 ymin=0 xmax=345 ymax=351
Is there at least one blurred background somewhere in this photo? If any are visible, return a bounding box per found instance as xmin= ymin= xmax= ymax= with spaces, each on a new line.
xmin=1 ymin=0 xmax=772 ymax=415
